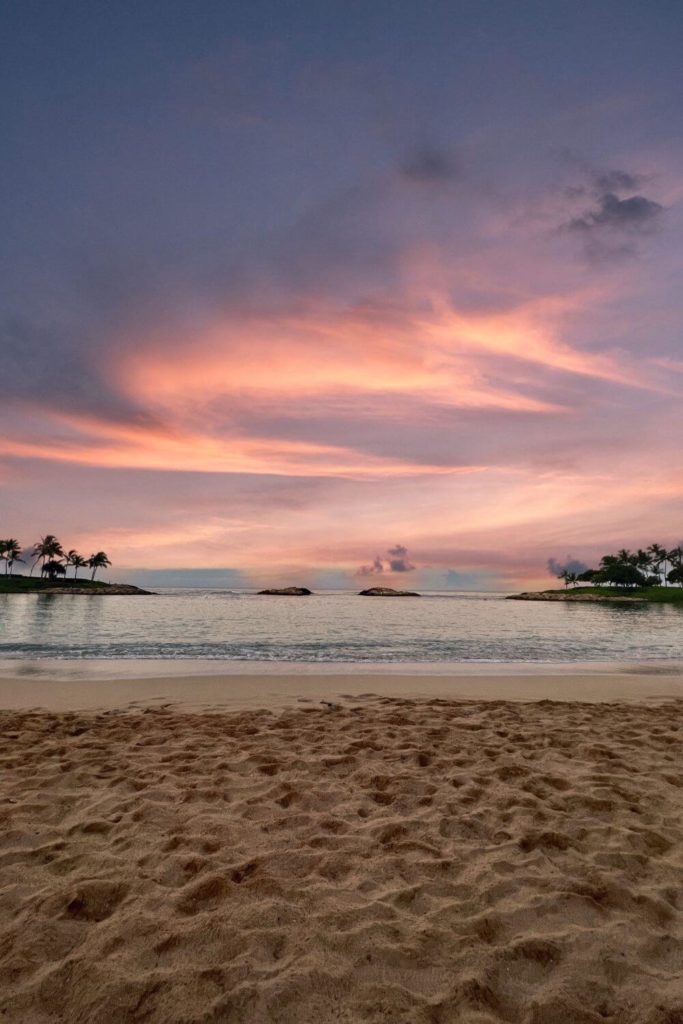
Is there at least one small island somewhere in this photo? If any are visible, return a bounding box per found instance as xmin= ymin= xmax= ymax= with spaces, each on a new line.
xmin=0 ymin=533 xmax=152 ymax=594
xmin=509 ymin=542 xmax=683 ymax=605
xmin=257 ymin=587 xmax=313 ymax=596
xmin=358 ymin=586 xmax=421 ymax=597
xmin=0 ymin=576 xmax=152 ymax=595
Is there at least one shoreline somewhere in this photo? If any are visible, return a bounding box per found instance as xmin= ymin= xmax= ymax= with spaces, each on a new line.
xmin=508 ymin=585 xmax=683 ymax=604
xmin=1 ymin=658 xmax=682 ymax=711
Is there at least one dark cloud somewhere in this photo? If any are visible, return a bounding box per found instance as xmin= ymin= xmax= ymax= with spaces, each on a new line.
xmin=569 ymin=192 xmax=662 ymax=233
xmin=356 ymin=544 xmax=416 ymax=576
xmin=1 ymin=315 xmax=147 ymax=425
xmin=387 ymin=543 xmax=415 ymax=572
xmin=356 ymin=555 xmax=384 ymax=577
xmin=400 ymin=145 xmax=458 ymax=183
xmin=593 ymin=170 xmax=643 ymax=193
xmin=563 ymin=170 xmax=664 ymax=261
xmin=547 ymin=556 xmax=589 ymax=577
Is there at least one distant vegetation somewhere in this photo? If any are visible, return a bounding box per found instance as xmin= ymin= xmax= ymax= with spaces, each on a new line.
xmin=0 ymin=534 xmax=111 ymax=582
xmin=0 ymin=575 xmax=118 ymax=594
xmin=556 ymin=544 xmax=683 ymax=589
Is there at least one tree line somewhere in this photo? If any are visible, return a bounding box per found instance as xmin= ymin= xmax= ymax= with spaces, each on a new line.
xmin=557 ymin=544 xmax=683 ymax=588
xmin=0 ymin=534 xmax=111 ymax=581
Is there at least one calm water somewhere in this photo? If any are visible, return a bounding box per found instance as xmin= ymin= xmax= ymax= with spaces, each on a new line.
xmin=0 ymin=589 xmax=682 ymax=662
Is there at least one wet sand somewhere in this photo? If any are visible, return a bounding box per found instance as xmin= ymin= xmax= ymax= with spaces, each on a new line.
xmin=1 ymin=658 xmax=683 ymax=711
xmin=0 ymin=664 xmax=682 ymax=1022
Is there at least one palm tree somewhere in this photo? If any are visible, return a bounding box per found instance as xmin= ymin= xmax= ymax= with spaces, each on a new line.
xmin=647 ymin=543 xmax=667 ymax=586
xmin=566 ymin=571 xmax=578 ymax=588
xmin=65 ymin=550 xmax=88 ymax=580
xmin=3 ymin=539 xmax=23 ymax=577
xmin=599 ymin=554 xmax=618 ymax=585
xmin=31 ymin=535 xmax=64 ymax=576
xmin=555 ymin=567 xmax=568 ymax=587
xmin=635 ymin=549 xmax=652 ymax=578
xmin=43 ymin=560 xmax=66 ymax=582
xmin=668 ymin=547 xmax=683 ymax=586
xmin=668 ymin=546 xmax=683 ymax=570
xmin=87 ymin=551 xmax=111 ymax=581
xmin=0 ymin=540 xmax=7 ymax=575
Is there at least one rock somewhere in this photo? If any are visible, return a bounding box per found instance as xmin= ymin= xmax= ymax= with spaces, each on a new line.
xmin=257 ymin=587 xmax=313 ymax=596
xmin=358 ymin=587 xmax=420 ymax=597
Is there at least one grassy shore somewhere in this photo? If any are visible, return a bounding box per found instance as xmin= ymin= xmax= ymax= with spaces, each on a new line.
xmin=0 ymin=575 xmax=151 ymax=595
xmin=509 ymin=585 xmax=683 ymax=603
xmin=0 ymin=575 xmax=107 ymax=593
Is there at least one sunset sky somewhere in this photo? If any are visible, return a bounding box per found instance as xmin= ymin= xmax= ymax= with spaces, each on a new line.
xmin=2 ymin=1 xmax=682 ymax=589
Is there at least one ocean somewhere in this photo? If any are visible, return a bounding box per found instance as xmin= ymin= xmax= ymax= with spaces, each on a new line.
xmin=1 ymin=589 xmax=682 ymax=662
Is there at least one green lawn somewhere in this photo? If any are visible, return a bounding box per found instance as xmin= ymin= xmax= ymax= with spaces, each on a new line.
xmin=0 ymin=575 xmax=109 ymax=593
xmin=542 ymin=585 xmax=683 ymax=603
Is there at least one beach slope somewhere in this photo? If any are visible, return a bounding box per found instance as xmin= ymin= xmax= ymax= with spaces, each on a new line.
xmin=1 ymin=694 xmax=682 ymax=1022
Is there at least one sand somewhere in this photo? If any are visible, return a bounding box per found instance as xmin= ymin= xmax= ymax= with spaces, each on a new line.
xmin=1 ymin=678 xmax=682 ymax=1022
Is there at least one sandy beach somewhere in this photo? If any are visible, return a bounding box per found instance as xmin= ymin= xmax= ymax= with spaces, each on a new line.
xmin=1 ymin=666 xmax=682 ymax=1022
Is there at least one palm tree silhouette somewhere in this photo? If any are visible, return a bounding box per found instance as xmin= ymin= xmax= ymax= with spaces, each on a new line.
xmin=43 ymin=560 xmax=66 ymax=582
xmin=668 ymin=547 xmax=683 ymax=586
xmin=3 ymin=539 xmax=23 ymax=577
xmin=635 ymin=549 xmax=652 ymax=577
xmin=31 ymin=535 xmax=64 ymax=576
xmin=647 ymin=543 xmax=667 ymax=586
xmin=668 ymin=546 xmax=683 ymax=569
xmin=599 ymin=554 xmax=618 ymax=585
xmin=87 ymin=551 xmax=111 ymax=581
xmin=65 ymin=550 xmax=88 ymax=580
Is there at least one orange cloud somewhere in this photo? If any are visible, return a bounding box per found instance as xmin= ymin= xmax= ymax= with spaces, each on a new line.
xmin=119 ymin=301 xmax=568 ymax=415
xmin=0 ymin=409 xmax=483 ymax=479
xmin=6 ymin=285 xmax=677 ymax=491
xmin=419 ymin=295 xmax=642 ymax=387
xmin=118 ymin=285 xmax=677 ymax=442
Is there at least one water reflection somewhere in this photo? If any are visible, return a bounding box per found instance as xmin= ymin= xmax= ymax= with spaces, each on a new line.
xmin=561 ymin=600 xmax=683 ymax=617
xmin=0 ymin=594 xmax=106 ymax=654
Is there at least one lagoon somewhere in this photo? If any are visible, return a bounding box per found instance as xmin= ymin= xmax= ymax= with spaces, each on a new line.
xmin=1 ymin=589 xmax=683 ymax=662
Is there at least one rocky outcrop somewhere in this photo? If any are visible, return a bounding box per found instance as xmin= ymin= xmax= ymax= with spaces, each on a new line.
xmin=507 ymin=591 xmax=644 ymax=603
xmin=358 ymin=587 xmax=420 ymax=597
xmin=257 ymin=587 xmax=313 ymax=596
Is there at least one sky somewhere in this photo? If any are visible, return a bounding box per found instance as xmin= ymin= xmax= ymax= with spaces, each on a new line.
xmin=2 ymin=0 xmax=683 ymax=590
